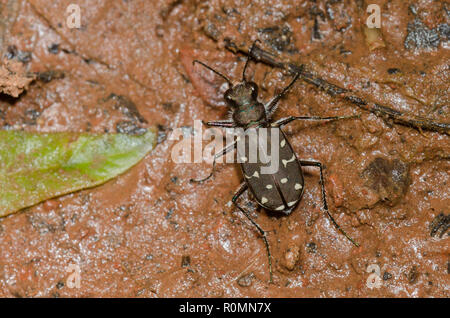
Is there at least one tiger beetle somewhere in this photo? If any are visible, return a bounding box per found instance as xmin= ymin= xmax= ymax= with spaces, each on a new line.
xmin=191 ymin=40 xmax=359 ymax=283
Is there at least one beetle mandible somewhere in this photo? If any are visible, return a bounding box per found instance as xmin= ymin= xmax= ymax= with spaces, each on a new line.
xmin=191 ymin=40 xmax=359 ymax=283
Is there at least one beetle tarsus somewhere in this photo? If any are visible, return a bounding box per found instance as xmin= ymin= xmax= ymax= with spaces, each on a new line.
xmin=191 ymin=141 xmax=237 ymax=183
xmin=190 ymin=160 xmax=216 ymax=183
xmin=232 ymin=182 xmax=274 ymax=284
xmin=299 ymin=160 xmax=360 ymax=247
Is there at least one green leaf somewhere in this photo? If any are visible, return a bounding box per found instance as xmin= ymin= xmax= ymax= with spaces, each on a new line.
xmin=0 ymin=129 xmax=157 ymax=217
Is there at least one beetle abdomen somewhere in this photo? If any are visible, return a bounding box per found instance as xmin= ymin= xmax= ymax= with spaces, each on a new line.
xmin=238 ymin=127 xmax=304 ymax=214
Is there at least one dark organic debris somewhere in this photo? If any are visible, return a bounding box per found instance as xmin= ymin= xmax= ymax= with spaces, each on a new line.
xmin=27 ymin=214 xmax=61 ymax=235
xmin=326 ymin=1 xmax=352 ymax=32
xmin=24 ymin=109 xmax=41 ymax=125
xmin=430 ymin=213 xmax=449 ymax=238
xmin=157 ymin=124 xmax=167 ymax=144
xmin=407 ymin=266 xmax=419 ymax=284
xmin=203 ymin=22 xmax=221 ymax=41
xmin=5 ymin=46 xmax=17 ymax=60
xmin=312 ymin=17 xmax=321 ymax=40
xmin=383 ymin=272 xmax=393 ymax=280
xmin=310 ymin=6 xmax=326 ymax=40
xmin=106 ymin=93 xmax=147 ymax=124
xmin=362 ymin=157 xmax=410 ymax=206
xmin=35 ymin=70 xmax=65 ymax=83
xmin=258 ymin=24 xmax=295 ymax=53
xmin=306 ymin=242 xmax=317 ymax=254
xmin=438 ymin=23 xmax=450 ymax=40
xmin=48 ymin=43 xmax=60 ymax=54
xmin=404 ymin=19 xmax=440 ymax=50
xmin=159 ymin=0 xmax=183 ymax=20
xmin=181 ymin=255 xmax=191 ymax=267
xmin=387 ymin=68 xmax=401 ymax=75
xmin=115 ymin=120 xmax=147 ymax=136
xmin=5 ymin=45 xmax=32 ymax=63
xmin=165 ymin=208 xmax=174 ymax=219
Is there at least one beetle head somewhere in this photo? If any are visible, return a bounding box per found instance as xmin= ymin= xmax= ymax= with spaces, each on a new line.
xmin=224 ymin=81 xmax=258 ymax=108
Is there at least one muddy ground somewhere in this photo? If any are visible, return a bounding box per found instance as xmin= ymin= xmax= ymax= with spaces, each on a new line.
xmin=0 ymin=0 xmax=449 ymax=297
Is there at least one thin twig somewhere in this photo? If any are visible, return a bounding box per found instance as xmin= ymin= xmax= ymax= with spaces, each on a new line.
xmin=224 ymin=40 xmax=450 ymax=135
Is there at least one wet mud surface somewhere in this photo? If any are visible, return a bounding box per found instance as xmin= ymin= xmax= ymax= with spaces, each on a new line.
xmin=0 ymin=0 xmax=449 ymax=297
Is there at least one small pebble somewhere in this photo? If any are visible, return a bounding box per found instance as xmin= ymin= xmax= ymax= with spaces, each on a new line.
xmin=283 ymin=244 xmax=300 ymax=271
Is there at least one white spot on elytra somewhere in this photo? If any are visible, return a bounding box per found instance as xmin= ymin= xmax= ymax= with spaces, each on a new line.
xmin=282 ymin=154 xmax=296 ymax=167
xmin=261 ymin=197 xmax=268 ymax=204
xmin=276 ymin=205 xmax=285 ymax=211
xmin=280 ymin=139 xmax=286 ymax=148
xmin=281 ymin=178 xmax=288 ymax=184
xmin=295 ymin=183 xmax=302 ymax=190
xmin=244 ymin=171 xmax=260 ymax=179
xmin=240 ymin=156 xmax=248 ymax=162
xmin=266 ymin=184 xmax=273 ymax=189
xmin=287 ymin=201 xmax=297 ymax=207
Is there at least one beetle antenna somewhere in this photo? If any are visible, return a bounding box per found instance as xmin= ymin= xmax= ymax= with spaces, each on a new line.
xmin=193 ymin=60 xmax=232 ymax=86
xmin=242 ymin=39 xmax=261 ymax=82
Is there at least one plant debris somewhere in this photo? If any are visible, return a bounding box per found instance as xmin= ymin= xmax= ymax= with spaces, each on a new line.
xmin=0 ymin=129 xmax=156 ymax=217
xmin=0 ymin=58 xmax=34 ymax=97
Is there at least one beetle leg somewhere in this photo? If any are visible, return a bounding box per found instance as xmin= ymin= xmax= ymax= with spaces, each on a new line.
xmin=273 ymin=115 xmax=359 ymax=128
xmin=232 ymin=182 xmax=273 ymax=283
xmin=265 ymin=72 xmax=300 ymax=118
xmin=190 ymin=141 xmax=237 ymax=183
xmin=203 ymin=120 xmax=236 ymax=128
xmin=299 ymin=160 xmax=360 ymax=247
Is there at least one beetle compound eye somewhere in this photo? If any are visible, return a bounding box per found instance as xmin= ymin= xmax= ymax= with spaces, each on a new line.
xmin=224 ymin=90 xmax=237 ymax=107
xmin=248 ymin=82 xmax=258 ymax=98
xmin=248 ymin=82 xmax=258 ymax=91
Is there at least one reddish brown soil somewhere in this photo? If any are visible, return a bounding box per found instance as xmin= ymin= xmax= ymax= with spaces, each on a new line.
xmin=0 ymin=0 xmax=448 ymax=297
